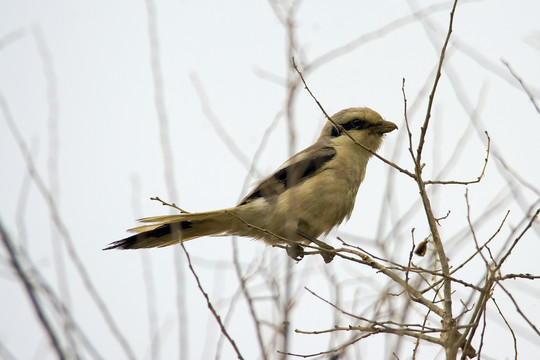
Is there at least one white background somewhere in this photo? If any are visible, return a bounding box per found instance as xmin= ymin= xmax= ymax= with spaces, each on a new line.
xmin=1 ymin=0 xmax=539 ymax=359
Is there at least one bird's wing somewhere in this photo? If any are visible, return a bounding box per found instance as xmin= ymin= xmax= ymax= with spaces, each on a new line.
xmin=239 ymin=144 xmax=336 ymax=205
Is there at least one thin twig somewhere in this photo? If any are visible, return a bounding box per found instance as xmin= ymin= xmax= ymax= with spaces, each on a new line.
xmin=279 ymin=332 xmax=373 ymax=359
xmin=0 ymin=221 xmax=67 ymax=360
xmin=143 ymin=0 xmax=187 ymax=357
xmin=190 ymin=74 xmax=261 ymax=175
xmin=492 ymin=297 xmax=518 ymax=360
xmin=421 ymin=0 xmax=459 ymax=303
xmin=292 ymin=58 xmax=416 ymax=179
xmin=0 ymin=92 xmax=136 ymax=360
xmin=497 ymin=273 xmax=540 ymax=281
xmin=308 ymin=1 xmax=477 ymax=72
xmin=304 ymin=287 xmax=371 ymax=323
xmin=458 ymin=272 xmax=491 ymax=360
xmin=402 ymin=78 xmax=418 ymax=166
xmin=150 ymin=196 xmax=190 ymax=213
xmin=295 ymin=325 xmax=443 ymax=343
xmin=411 ymin=1 xmax=461 ymax=357
xmin=450 ymin=210 xmax=510 ymax=277
xmin=332 ymin=249 xmax=445 ymax=318
xmin=179 ymin=242 xmax=245 ymax=359
xmin=494 ymin=208 xmax=540 ymax=272
xmin=501 ymin=59 xmax=540 ymax=115
xmin=465 ymin=189 xmax=489 ymax=266
xmin=476 ymin=303 xmax=487 ymax=360
xmin=497 ymin=282 xmax=540 ymax=337
xmin=232 ymin=239 xmax=268 ymax=360
xmin=425 ymin=131 xmax=490 ymax=185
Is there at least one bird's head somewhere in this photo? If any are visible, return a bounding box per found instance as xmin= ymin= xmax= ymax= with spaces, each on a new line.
xmin=319 ymin=107 xmax=398 ymax=152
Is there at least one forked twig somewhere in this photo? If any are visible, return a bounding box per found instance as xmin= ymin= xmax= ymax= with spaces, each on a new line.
xmin=150 ymin=196 xmax=190 ymax=213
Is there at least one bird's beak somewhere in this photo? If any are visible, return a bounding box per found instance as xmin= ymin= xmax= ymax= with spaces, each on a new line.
xmin=370 ymin=120 xmax=398 ymax=135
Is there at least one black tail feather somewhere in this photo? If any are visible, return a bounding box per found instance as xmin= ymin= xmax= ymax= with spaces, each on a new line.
xmin=104 ymin=221 xmax=193 ymax=250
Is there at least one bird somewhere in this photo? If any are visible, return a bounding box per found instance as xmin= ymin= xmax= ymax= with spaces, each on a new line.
xmin=104 ymin=107 xmax=397 ymax=262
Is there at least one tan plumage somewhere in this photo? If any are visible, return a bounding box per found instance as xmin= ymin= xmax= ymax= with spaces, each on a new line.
xmin=105 ymin=107 xmax=397 ymax=261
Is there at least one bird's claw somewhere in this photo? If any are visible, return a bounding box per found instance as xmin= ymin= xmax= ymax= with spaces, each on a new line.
xmin=296 ymin=229 xmax=336 ymax=263
xmin=286 ymin=244 xmax=305 ymax=261
xmin=314 ymin=241 xmax=336 ymax=263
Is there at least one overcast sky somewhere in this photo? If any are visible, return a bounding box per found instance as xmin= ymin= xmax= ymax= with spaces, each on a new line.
xmin=1 ymin=0 xmax=539 ymax=359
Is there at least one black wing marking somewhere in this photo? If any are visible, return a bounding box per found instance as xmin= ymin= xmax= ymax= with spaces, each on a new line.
xmin=239 ymin=146 xmax=336 ymax=205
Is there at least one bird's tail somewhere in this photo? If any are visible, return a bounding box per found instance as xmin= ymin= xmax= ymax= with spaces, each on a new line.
xmin=104 ymin=209 xmax=238 ymax=250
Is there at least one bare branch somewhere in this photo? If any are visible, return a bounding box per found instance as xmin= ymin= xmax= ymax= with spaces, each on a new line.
xmin=143 ymin=0 xmax=187 ymax=356
xmin=0 ymin=221 xmax=67 ymax=359
xmin=0 ymin=92 xmax=136 ymax=360
xmin=190 ymin=74 xmax=261 ymax=176
xmin=308 ymin=1 xmax=478 ymax=73
xmin=497 ymin=273 xmax=540 ymax=281
xmin=415 ymin=0 xmax=459 ymax=165
xmin=498 ymin=282 xmax=540 ymax=338
xmin=495 ymin=208 xmax=540 ymax=272
xmin=465 ymin=189 xmax=490 ymax=266
xmin=424 ymin=131 xmax=490 ymax=185
xmin=179 ymin=242 xmax=245 ymax=359
xmin=293 ymin=59 xmax=416 ymax=179
xmin=232 ymin=240 xmax=268 ymax=360
xmin=409 ymin=1 xmax=464 ymax=357
xmin=502 ymin=59 xmax=540 ymax=115
xmin=492 ymin=297 xmax=518 ymax=360
xmin=333 ymin=248 xmax=445 ymax=318
xmin=150 ymin=196 xmax=190 ymax=214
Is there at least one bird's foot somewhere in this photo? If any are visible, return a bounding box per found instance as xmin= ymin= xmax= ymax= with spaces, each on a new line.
xmin=286 ymin=244 xmax=305 ymax=261
xmin=296 ymin=229 xmax=336 ymax=263
xmin=314 ymin=241 xmax=336 ymax=263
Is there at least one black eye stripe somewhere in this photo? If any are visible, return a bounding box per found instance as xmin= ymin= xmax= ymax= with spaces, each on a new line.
xmin=330 ymin=118 xmax=374 ymax=137
xmin=342 ymin=118 xmax=371 ymax=131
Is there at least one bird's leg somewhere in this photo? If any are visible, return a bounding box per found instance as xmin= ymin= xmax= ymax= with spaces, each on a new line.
xmin=286 ymin=243 xmax=305 ymax=261
xmin=296 ymin=229 xmax=335 ymax=263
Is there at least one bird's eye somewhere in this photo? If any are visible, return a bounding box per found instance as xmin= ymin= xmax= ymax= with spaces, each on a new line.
xmin=351 ymin=119 xmax=366 ymax=129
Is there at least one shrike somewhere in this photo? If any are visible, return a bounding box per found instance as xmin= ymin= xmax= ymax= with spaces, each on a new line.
xmin=105 ymin=107 xmax=397 ymax=262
